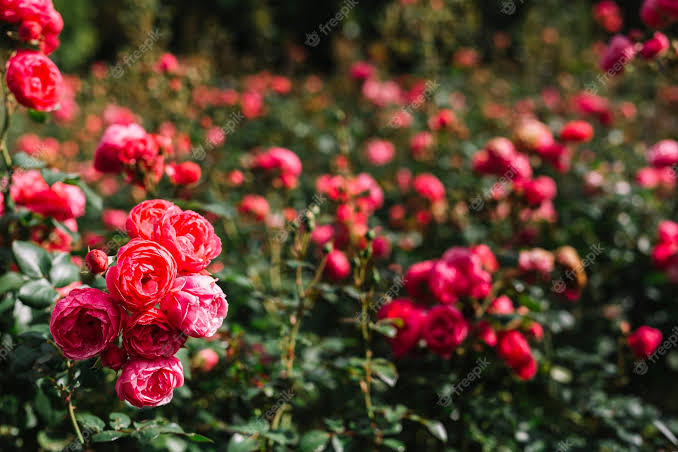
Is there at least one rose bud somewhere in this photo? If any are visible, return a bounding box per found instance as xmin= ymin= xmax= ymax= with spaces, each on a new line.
xmin=160 ymin=275 xmax=228 ymax=338
xmin=527 ymin=322 xmax=544 ymax=341
xmin=422 ymin=305 xmax=469 ymax=358
xmin=487 ymin=295 xmax=514 ymax=315
xmin=560 ymin=120 xmax=594 ymax=142
xmin=100 ymin=344 xmax=127 ymax=371
xmin=153 ymin=207 xmax=222 ymax=273
xmin=628 ymin=326 xmax=663 ymax=359
xmin=123 ymin=309 xmax=186 ymax=359
xmin=106 ymin=239 xmax=178 ymax=312
xmin=166 ymin=161 xmax=201 ymax=185
xmin=194 ymin=348 xmax=219 ymax=372
xmin=85 ymin=249 xmax=109 ymax=274
xmin=324 ymin=250 xmax=351 ymax=282
xmin=6 ymin=50 xmax=63 ymax=111
xmin=49 ymin=288 xmax=123 ymax=360
xmin=115 ymin=356 xmax=184 ymax=408
xmin=126 ymin=199 xmax=178 ymax=240
xmin=378 ymin=298 xmax=427 ymax=358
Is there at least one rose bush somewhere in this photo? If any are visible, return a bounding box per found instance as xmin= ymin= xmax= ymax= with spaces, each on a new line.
xmin=1 ymin=1 xmax=678 ymax=451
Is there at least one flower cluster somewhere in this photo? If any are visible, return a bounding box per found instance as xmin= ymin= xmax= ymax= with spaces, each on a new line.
xmin=49 ymin=200 xmax=227 ymax=407
xmin=251 ymin=147 xmax=302 ymax=189
xmin=378 ymin=245 xmax=541 ymax=380
xmin=2 ymin=1 xmax=64 ymax=111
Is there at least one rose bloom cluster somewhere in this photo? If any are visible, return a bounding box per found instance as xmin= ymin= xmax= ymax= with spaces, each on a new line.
xmin=378 ymin=245 xmax=542 ymax=380
xmin=388 ymin=171 xmax=448 ymax=231
xmin=49 ymin=199 xmax=227 ymax=408
xmin=94 ymin=122 xmax=200 ymax=188
xmin=3 ymin=1 xmax=64 ymax=111
xmin=251 ymin=147 xmax=302 ymax=189
xmin=312 ymin=172 xmax=389 ymax=281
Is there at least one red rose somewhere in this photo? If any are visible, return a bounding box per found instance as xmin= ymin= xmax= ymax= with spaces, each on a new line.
xmin=422 ymin=305 xmax=469 ymax=358
xmin=49 ymin=288 xmax=123 ymax=360
xmin=153 ymin=208 xmax=222 ymax=273
xmin=126 ymin=199 xmax=178 ymax=240
xmin=6 ymin=50 xmax=62 ymax=111
xmin=641 ymin=32 xmax=670 ymax=59
xmin=378 ymin=298 xmax=427 ymax=358
xmin=403 ymin=260 xmax=436 ymax=301
xmin=238 ymin=195 xmax=270 ymax=222
xmin=160 ymin=275 xmax=228 ymax=338
xmin=560 ymin=120 xmax=594 ymax=142
xmin=166 ymin=161 xmax=201 ymax=185
xmin=123 ymin=308 xmax=186 ymax=359
xmin=115 ymin=356 xmax=184 ymax=407
xmin=628 ymin=326 xmax=663 ymax=359
xmin=497 ymin=331 xmax=537 ymax=380
xmin=106 ymin=239 xmax=178 ymax=312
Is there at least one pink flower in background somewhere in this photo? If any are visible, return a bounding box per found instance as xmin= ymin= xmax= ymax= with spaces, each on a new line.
xmin=116 ymin=356 xmax=184 ymax=407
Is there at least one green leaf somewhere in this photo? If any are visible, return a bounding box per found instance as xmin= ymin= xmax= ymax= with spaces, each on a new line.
xmin=12 ymin=241 xmax=51 ymax=278
xmin=185 ymin=433 xmax=213 ymax=443
xmin=109 ymin=412 xmax=131 ymax=430
xmin=371 ymin=319 xmax=398 ymax=338
xmin=28 ymin=109 xmax=48 ymax=123
xmin=371 ymin=358 xmax=398 ymax=387
xmin=0 ymin=272 xmax=25 ymax=295
xmin=49 ymin=254 xmax=80 ymax=288
xmin=92 ymin=430 xmax=128 ymax=442
xmin=40 ymin=169 xmax=79 ymax=186
xmin=299 ymin=430 xmax=330 ymax=452
xmin=12 ymin=152 xmax=45 ymax=169
xmin=133 ymin=427 xmax=160 ymax=443
xmin=76 ymin=413 xmax=106 ymax=433
xmin=383 ymin=438 xmax=405 ymax=451
xmin=227 ymin=433 xmax=258 ymax=452
xmin=421 ymin=420 xmax=447 ymax=443
xmin=68 ymin=180 xmax=102 ymax=212
xmin=18 ymin=279 xmax=58 ymax=309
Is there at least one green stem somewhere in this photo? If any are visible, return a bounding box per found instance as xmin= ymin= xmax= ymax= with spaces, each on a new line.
xmin=68 ymin=399 xmax=84 ymax=444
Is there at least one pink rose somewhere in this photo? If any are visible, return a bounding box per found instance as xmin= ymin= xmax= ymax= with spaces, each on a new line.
xmin=599 ymin=35 xmax=635 ymax=74
xmin=10 ymin=169 xmax=85 ymax=221
xmin=160 ymin=275 xmax=228 ymax=338
xmin=364 ymin=139 xmax=395 ymax=166
xmin=153 ymin=208 xmax=222 ymax=273
xmin=100 ymin=344 xmax=127 ymax=370
xmin=6 ymin=50 xmax=62 ymax=111
xmin=126 ymin=199 xmax=178 ymax=240
xmin=324 ymin=250 xmax=351 ymax=282
xmin=106 ymin=239 xmax=178 ymax=312
xmin=115 ymin=356 xmax=184 ymax=407
xmin=49 ymin=288 xmax=123 ymax=360
xmin=628 ymin=326 xmax=663 ymax=359
xmin=123 ymin=308 xmax=186 ymax=359
xmin=94 ymin=123 xmax=147 ymax=173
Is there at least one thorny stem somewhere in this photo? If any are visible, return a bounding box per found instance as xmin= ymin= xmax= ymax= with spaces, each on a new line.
xmin=68 ymin=398 xmax=84 ymax=444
